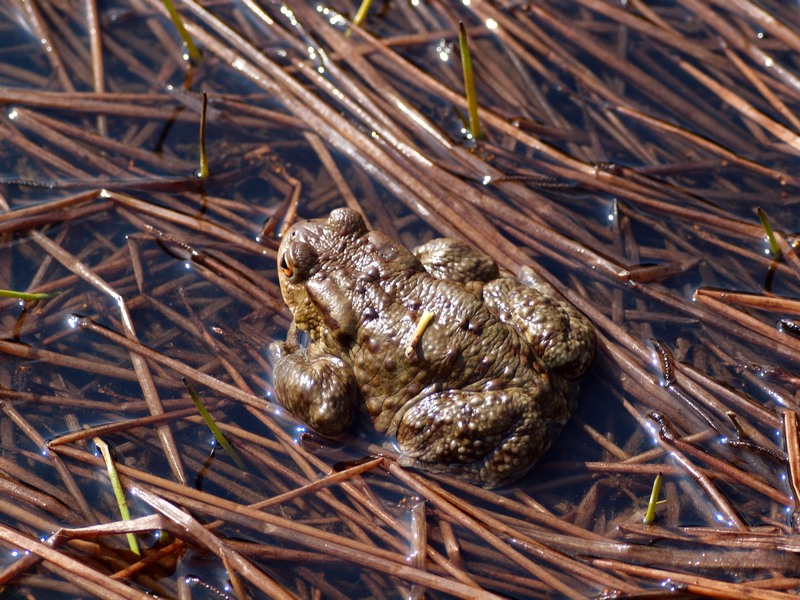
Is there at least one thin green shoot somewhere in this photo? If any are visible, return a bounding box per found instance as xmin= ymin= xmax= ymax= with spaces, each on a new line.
xmin=353 ymin=0 xmax=373 ymax=27
xmin=458 ymin=22 xmax=483 ymax=141
xmin=159 ymin=0 xmax=201 ymax=64
xmin=198 ymin=91 xmax=209 ymax=179
xmin=452 ymin=105 xmax=469 ymax=132
xmin=757 ymin=207 xmax=782 ymax=259
xmin=184 ymin=378 xmax=246 ymax=470
xmin=0 ymin=289 xmax=56 ymax=301
xmin=94 ymin=437 xmax=140 ymax=555
xmin=643 ymin=472 xmax=663 ymax=525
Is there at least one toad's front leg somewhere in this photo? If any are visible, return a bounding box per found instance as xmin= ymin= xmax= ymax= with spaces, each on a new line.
xmin=270 ymin=325 xmax=359 ymax=437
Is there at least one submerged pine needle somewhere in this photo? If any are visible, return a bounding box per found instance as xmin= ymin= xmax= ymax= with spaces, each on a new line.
xmin=159 ymin=0 xmax=201 ymax=64
xmin=184 ymin=378 xmax=246 ymax=470
xmin=458 ymin=22 xmax=483 ymax=141
xmin=757 ymin=207 xmax=782 ymax=259
xmin=94 ymin=437 xmax=140 ymax=556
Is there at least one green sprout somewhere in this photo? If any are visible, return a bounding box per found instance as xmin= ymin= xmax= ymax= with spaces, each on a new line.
xmin=199 ymin=91 xmax=209 ymax=179
xmin=159 ymin=0 xmax=201 ymax=64
xmin=643 ymin=472 xmax=663 ymax=525
xmin=757 ymin=207 xmax=782 ymax=259
xmin=0 ymin=289 xmax=56 ymax=301
xmin=94 ymin=438 xmax=140 ymax=556
xmin=352 ymin=0 xmax=373 ymax=27
xmin=184 ymin=378 xmax=246 ymax=470
xmin=459 ymin=22 xmax=483 ymax=141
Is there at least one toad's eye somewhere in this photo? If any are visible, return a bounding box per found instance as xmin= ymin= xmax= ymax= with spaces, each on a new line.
xmin=279 ymin=254 xmax=292 ymax=277
xmin=280 ymin=242 xmax=319 ymax=283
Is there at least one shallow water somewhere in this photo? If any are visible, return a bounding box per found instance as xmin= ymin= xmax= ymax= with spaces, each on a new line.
xmin=0 ymin=0 xmax=799 ymax=597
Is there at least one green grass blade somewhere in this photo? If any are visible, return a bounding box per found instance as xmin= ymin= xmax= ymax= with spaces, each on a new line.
xmin=643 ymin=472 xmax=663 ymax=525
xmin=459 ymin=22 xmax=483 ymax=141
xmin=0 ymin=289 xmax=56 ymax=301
xmin=184 ymin=378 xmax=246 ymax=470
xmin=95 ymin=438 xmax=140 ymax=555
xmin=757 ymin=207 xmax=782 ymax=259
xmin=353 ymin=0 xmax=373 ymax=27
xmin=159 ymin=0 xmax=201 ymax=64
xmin=198 ymin=91 xmax=209 ymax=179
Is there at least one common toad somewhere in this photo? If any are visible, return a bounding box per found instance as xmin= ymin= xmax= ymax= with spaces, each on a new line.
xmin=270 ymin=208 xmax=595 ymax=487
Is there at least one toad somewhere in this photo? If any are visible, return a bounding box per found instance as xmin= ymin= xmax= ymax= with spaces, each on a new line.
xmin=270 ymin=208 xmax=595 ymax=487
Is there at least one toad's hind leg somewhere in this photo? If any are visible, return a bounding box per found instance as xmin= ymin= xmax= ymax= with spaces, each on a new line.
xmin=396 ymin=388 xmax=569 ymax=487
xmin=483 ymin=267 xmax=596 ymax=381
